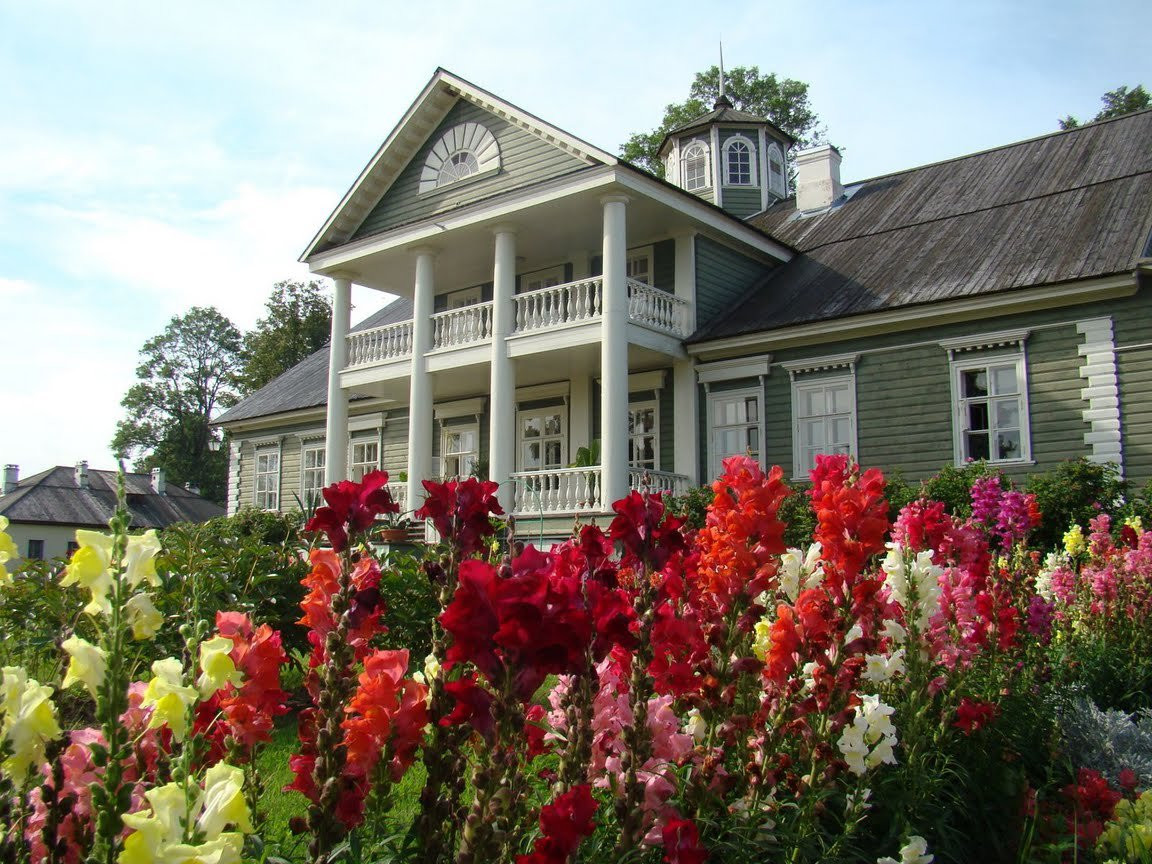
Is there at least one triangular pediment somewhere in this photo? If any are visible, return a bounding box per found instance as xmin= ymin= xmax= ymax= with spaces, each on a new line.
xmin=302 ymin=69 xmax=617 ymax=260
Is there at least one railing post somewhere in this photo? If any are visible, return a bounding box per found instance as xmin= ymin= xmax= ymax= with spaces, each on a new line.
xmin=325 ymin=274 xmax=353 ymax=483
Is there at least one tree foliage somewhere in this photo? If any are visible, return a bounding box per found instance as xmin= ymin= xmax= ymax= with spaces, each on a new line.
xmin=240 ymin=280 xmax=331 ymax=394
xmin=1059 ymin=84 xmax=1149 ymax=129
xmin=111 ymin=306 xmax=242 ymax=503
xmin=620 ymin=64 xmax=823 ymax=176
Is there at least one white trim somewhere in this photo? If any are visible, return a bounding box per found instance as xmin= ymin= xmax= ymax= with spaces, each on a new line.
xmin=300 ymin=443 xmax=326 ymax=506
xmin=939 ymin=328 xmax=1031 ymax=359
xmin=629 ymin=370 xmax=666 ymax=392
xmin=791 ymin=373 xmax=857 ymax=480
xmin=626 ymin=245 xmax=654 ymax=285
xmin=440 ymin=421 xmax=481 ymax=480
xmin=706 ymin=386 xmax=764 ymax=478
xmin=1077 ymin=316 xmax=1124 ymax=474
xmin=435 ymin=397 xmax=487 ymax=420
xmin=516 ymin=403 xmax=569 ymax=471
xmin=710 ymin=126 xmax=722 ymax=206
xmin=253 ymin=444 xmax=281 ymax=511
xmin=297 ymin=428 xmax=327 ymax=443
xmin=444 ymin=285 xmax=483 ymax=308
xmin=723 ymin=133 xmax=758 ymax=186
xmin=781 ymin=353 xmax=859 ymax=377
xmin=419 ymin=122 xmax=501 ymax=195
xmin=758 ymin=128 xmax=770 ymax=212
xmin=519 ymin=264 xmax=566 ymax=292
xmin=948 ymin=350 xmax=1032 ymax=466
xmin=516 ymin=381 xmax=570 ymax=402
xmin=349 ymin=412 xmax=387 ymax=433
xmin=681 ymin=139 xmax=711 ymax=193
xmin=766 ymin=142 xmax=786 ymax=198
xmin=349 ymin=435 xmax=382 ymax=482
xmin=697 ymin=353 xmax=772 ymax=385
xmin=628 ymin=399 xmax=660 ymax=471
xmin=248 ymin=434 xmax=284 ymax=448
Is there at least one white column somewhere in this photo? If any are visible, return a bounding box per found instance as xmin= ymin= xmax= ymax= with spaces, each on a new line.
xmin=324 ymin=276 xmax=352 ymax=483
xmin=672 ymin=230 xmax=698 ymax=482
xmin=490 ymin=225 xmax=517 ymax=512
xmin=600 ymin=195 xmax=629 ymax=506
xmin=407 ymin=248 xmax=436 ymax=511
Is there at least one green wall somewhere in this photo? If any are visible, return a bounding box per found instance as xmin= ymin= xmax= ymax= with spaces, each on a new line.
xmin=694 ymin=236 xmax=773 ymax=329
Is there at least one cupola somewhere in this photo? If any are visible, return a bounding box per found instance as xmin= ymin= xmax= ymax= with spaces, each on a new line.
xmin=657 ymin=85 xmax=795 ymax=218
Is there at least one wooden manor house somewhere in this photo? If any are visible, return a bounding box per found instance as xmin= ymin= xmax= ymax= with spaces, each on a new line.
xmin=215 ymin=69 xmax=1152 ymax=537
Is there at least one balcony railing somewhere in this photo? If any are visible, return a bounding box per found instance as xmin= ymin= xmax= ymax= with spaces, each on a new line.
xmin=628 ymin=468 xmax=691 ymax=498
xmin=511 ymin=467 xmax=602 ymax=516
xmin=432 ymin=302 xmax=493 ymax=350
xmin=346 ymin=320 xmax=414 ymax=367
xmin=514 ymin=277 xmax=603 ymax=333
xmin=627 ymin=280 xmax=690 ymax=337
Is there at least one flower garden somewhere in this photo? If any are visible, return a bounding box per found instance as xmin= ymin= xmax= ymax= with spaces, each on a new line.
xmin=3 ymin=455 xmax=1152 ymax=863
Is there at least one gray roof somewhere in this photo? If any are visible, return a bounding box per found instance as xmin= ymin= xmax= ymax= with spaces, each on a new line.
xmin=660 ymin=99 xmax=796 ymax=155
xmin=692 ymin=109 xmax=1152 ymax=342
xmin=214 ymin=298 xmax=414 ymax=424
xmin=0 ymin=466 xmax=224 ymax=529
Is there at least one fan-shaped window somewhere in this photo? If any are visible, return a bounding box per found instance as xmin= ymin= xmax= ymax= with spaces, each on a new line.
xmin=724 ymin=136 xmax=756 ymax=185
xmin=681 ymin=140 xmax=710 ymax=191
xmin=767 ymin=143 xmax=786 ymax=198
xmin=419 ymin=122 xmax=500 ymax=194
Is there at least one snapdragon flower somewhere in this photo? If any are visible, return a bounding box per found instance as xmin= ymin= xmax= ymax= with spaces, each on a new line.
xmin=877 ymin=835 xmax=934 ymax=864
xmin=1064 ymin=524 xmax=1087 ymax=557
xmin=141 ymin=658 xmax=199 ymax=741
xmin=837 ymin=694 xmax=898 ymax=776
xmin=197 ymin=636 xmax=242 ymax=699
xmin=61 ymin=529 xmax=163 ymax=617
xmin=863 ymin=648 xmax=906 ymax=684
xmin=882 ymin=544 xmax=942 ymax=631
xmin=61 ymin=635 xmax=107 ymax=697
xmin=779 ymin=542 xmax=824 ymax=602
xmin=124 ymin=593 xmax=164 ymax=640
xmin=0 ymin=515 xmax=16 ymax=584
xmin=1 ymin=666 xmax=61 ymax=784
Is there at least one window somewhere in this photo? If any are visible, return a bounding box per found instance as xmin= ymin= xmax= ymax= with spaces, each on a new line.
xmin=708 ymin=389 xmax=762 ymax=478
xmin=254 ymin=448 xmax=280 ymax=510
xmin=66 ymin=541 xmax=79 ymax=559
xmin=681 ymin=141 xmax=710 ymax=191
xmin=520 ymin=265 xmax=565 ymax=293
xmin=629 ymin=402 xmax=659 ymax=470
xmin=418 ymin=122 xmax=501 ymax=194
xmin=767 ymin=143 xmax=786 ymax=198
xmin=952 ymin=354 xmax=1030 ymax=463
xmin=626 ymin=247 xmax=653 ymax=285
xmin=302 ymin=445 xmax=326 ymax=506
xmin=27 ymin=539 xmax=44 ymax=560
xmin=792 ymin=376 xmax=856 ymax=477
xmin=724 ymin=137 xmax=755 ymax=185
xmin=442 ymin=424 xmax=479 ymax=479
xmin=518 ymin=408 xmax=566 ymax=471
xmin=350 ymin=438 xmax=380 ymax=482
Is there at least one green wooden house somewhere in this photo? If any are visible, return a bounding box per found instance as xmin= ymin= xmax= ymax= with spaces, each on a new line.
xmin=214 ymin=69 xmax=1152 ymax=537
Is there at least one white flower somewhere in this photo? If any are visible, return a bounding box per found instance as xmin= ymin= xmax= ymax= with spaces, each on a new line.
xmin=878 ymin=835 xmax=934 ymax=864
xmin=882 ymin=618 xmax=908 ymax=644
xmin=838 ymin=694 xmax=899 ymax=777
xmin=909 ymin=551 xmax=943 ymax=631
xmin=863 ymin=648 xmax=905 ymax=684
xmin=685 ymin=708 xmax=707 ymax=742
xmin=780 ymin=543 xmax=825 ymax=603
xmin=881 ymin=543 xmax=908 ymax=606
xmin=844 ymin=620 xmax=864 ymax=646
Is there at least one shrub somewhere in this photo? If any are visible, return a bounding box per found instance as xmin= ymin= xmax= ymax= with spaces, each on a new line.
xmin=667 ymin=484 xmax=712 ymax=530
xmin=377 ymin=549 xmax=438 ymax=665
xmin=1026 ymin=459 xmax=1127 ymax=550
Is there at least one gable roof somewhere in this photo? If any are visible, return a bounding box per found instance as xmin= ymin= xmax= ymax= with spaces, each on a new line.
xmin=214 ymin=297 xmax=414 ymax=425
xmin=0 ymin=466 xmax=224 ymax=529
xmin=691 ymin=109 xmax=1152 ymax=342
xmin=302 ymin=68 xmax=618 ymax=260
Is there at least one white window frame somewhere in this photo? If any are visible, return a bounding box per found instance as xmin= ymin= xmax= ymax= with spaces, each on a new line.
xmin=301 ymin=444 xmax=326 ymax=507
xmin=519 ymin=265 xmax=565 ymax=293
xmin=441 ymin=422 xmax=480 ymax=480
xmin=681 ymin=140 xmax=711 ymax=191
xmin=626 ymin=246 xmax=654 ymax=285
xmin=706 ymin=387 xmax=764 ymax=479
xmin=949 ymin=351 xmax=1032 ymax=465
xmin=790 ymin=374 xmax=857 ymax=479
xmin=724 ymin=135 xmax=757 ymax=186
xmin=516 ymin=405 xmax=568 ymax=472
xmin=349 ymin=436 xmax=380 ymax=482
xmin=766 ymin=142 xmax=786 ymax=198
xmin=418 ymin=122 xmax=501 ymax=194
xmin=444 ymin=286 xmax=482 ymax=308
xmin=254 ymin=447 xmax=280 ymax=511
xmin=628 ymin=400 xmax=660 ymax=470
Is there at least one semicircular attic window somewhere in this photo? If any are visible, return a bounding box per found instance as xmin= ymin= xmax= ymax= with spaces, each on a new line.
xmin=419 ymin=122 xmax=501 ymax=194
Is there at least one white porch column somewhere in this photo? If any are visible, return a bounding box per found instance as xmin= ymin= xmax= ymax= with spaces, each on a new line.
xmin=407 ymin=248 xmax=436 ymax=512
xmin=600 ymin=195 xmax=629 ymax=506
xmin=490 ymin=225 xmax=517 ymax=512
xmin=672 ymin=230 xmax=698 ymax=483
xmin=324 ymin=275 xmax=353 ymax=483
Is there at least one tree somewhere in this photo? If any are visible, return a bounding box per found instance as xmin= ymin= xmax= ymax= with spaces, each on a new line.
xmin=1059 ymin=84 xmax=1149 ymax=129
xmin=111 ymin=306 xmax=243 ymax=503
xmin=240 ymin=280 xmax=332 ymax=393
xmin=620 ymin=65 xmax=824 ymax=176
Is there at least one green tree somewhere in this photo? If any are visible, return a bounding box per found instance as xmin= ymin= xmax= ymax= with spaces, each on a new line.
xmin=240 ymin=280 xmax=331 ymax=393
xmin=1059 ymin=84 xmax=1149 ymax=129
xmin=621 ymin=65 xmax=823 ymax=176
xmin=111 ymin=306 xmax=242 ymax=503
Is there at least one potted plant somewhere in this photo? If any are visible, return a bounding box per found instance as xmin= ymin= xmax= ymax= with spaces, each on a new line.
xmin=377 ymin=514 xmax=411 ymax=544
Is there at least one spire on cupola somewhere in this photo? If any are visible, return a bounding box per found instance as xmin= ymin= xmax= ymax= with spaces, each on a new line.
xmin=714 ymin=41 xmax=733 ymax=110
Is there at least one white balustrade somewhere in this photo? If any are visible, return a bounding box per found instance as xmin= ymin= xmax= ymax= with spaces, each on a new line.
xmin=385 ymin=481 xmax=408 ymax=515
xmin=432 ymin=302 xmax=494 ymax=350
xmin=511 ymin=467 xmax=602 ymax=515
xmin=628 ymin=468 xmax=691 ymax=498
xmin=627 ymin=280 xmax=690 ymax=336
xmin=346 ymin=320 xmax=414 ymax=367
xmin=514 ymin=277 xmax=603 ymax=333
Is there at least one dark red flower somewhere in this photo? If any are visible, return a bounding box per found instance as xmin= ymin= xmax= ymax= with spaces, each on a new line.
xmin=953 ymin=697 xmax=998 ymax=734
xmin=517 ymin=784 xmax=598 ymax=864
xmin=415 ymin=477 xmax=503 ymax=557
xmin=524 ymin=703 xmax=551 ymax=759
xmin=440 ymin=674 xmax=496 ymax=742
xmin=610 ymin=490 xmax=685 ymax=571
xmin=305 ymin=470 xmax=399 ymax=552
xmin=662 ymin=816 xmax=709 ymax=864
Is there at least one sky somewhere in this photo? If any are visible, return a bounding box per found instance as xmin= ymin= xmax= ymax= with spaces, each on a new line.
xmin=0 ymin=0 xmax=1147 ymax=475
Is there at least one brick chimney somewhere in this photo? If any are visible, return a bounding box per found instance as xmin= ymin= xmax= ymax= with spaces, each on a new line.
xmin=2 ymin=464 xmax=17 ymax=495
xmin=75 ymin=460 xmax=89 ymax=489
xmin=151 ymin=467 xmax=166 ymax=496
xmin=795 ymin=144 xmax=844 ymax=212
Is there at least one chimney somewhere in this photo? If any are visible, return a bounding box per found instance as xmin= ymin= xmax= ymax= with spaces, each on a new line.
xmin=75 ymin=460 xmax=89 ymax=489
xmin=795 ymin=144 xmax=844 ymax=212
xmin=2 ymin=464 xmax=17 ymax=495
xmin=151 ymin=467 xmax=166 ymax=496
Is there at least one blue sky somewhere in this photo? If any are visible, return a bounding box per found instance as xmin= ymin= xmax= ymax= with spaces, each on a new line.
xmin=0 ymin=0 xmax=1146 ymax=476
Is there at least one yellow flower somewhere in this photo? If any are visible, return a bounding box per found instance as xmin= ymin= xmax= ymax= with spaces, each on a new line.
xmin=1125 ymin=515 xmax=1144 ymax=533
xmin=123 ymin=530 xmax=162 ymax=590
xmin=199 ymin=763 xmax=253 ymax=836
xmin=124 ymin=593 xmax=164 ymax=641
xmin=752 ymin=616 xmax=772 ymax=662
xmin=141 ymin=658 xmax=199 ymax=741
xmin=1064 ymin=524 xmax=1086 ymax=558
xmin=0 ymin=666 xmax=61 ymax=784
xmin=60 ymin=530 xmax=116 ymax=616
xmin=0 ymin=516 xmax=17 ymax=584
xmin=61 ymin=635 xmax=107 ymax=698
xmin=197 ymin=637 xmax=242 ymax=699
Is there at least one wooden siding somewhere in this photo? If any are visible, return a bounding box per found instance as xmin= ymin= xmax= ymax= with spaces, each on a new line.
xmin=694 ymin=236 xmax=774 ymax=329
xmin=1115 ymin=291 xmax=1152 ymax=486
xmin=382 ymin=411 xmax=410 ymax=476
xmin=352 ymin=99 xmax=590 ymax=239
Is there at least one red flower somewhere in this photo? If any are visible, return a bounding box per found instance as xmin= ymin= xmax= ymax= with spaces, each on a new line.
xmin=517 ymin=784 xmax=598 ymax=864
xmin=662 ymin=817 xmax=709 ymax=864
xmin=342 ymin=649 xmax=428 ymax=783
xmin=298 ymin=549 xmax=385 ymax=669
xmin=440 ymin=674 xmax=496 ymax=742
xmin=764 ymin=605 xmax=802 ymax=683
xmin=809 ymin=454 xmax=888 ymax=594
xmin=415 ymin=477 xmax=503 ymax=557
xmin=953 ymin=697 xmax=999 ymax=734
xmin=305 ymin=470 xmax=399 ymax=552
xmin=524 ymin=704 xmax=551 ymax=759
xmin=610 ymin=490 xmax=685 ymax=571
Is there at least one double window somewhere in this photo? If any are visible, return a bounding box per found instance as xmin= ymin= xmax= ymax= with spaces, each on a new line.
xmin=302 ymin=445 xmax=325 ymax=506
xmin=350 ymin=438 xmax=379 ymax=482
xmin=951 ymin=354 xmax=1030 ymax=463
xmin=708 ymin=388 xmax=762 ymax=478
xmin=792 ymin=375 xmax=856 ymax=478
xmin=626 ymin=247 xmax=653 ymax=285
xmin=681 ymin=141 xmax=710 ymax=191
xmin=442 ymin=424 xmax=479 ymax=479
xmin=254 ymin=448 xmax=280 ymax=510
xmin=724 ymin=136 xmax=756 ymax=185
xmin=519 ymin=408 xmax=566 ymax=472
xmin=629 ymin=402 xmax=659 ymax=470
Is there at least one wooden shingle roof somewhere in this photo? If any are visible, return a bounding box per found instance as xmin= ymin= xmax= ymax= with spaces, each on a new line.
xmin=692 ymin=109 xmax=1152 ymax=342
